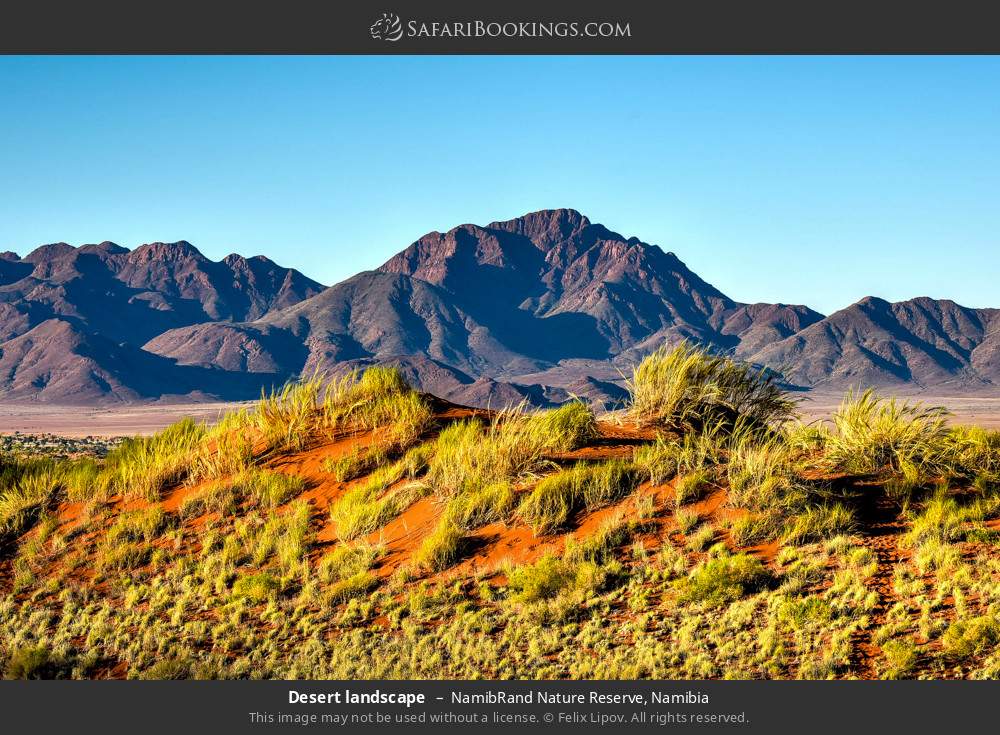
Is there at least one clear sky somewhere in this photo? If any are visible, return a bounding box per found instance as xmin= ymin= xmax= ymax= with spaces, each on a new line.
xmin=1 ymin=56 xmax=999 ymax=316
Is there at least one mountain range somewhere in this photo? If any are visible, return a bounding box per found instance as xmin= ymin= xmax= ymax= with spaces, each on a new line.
xmin=2 ymin=208 xmax=998 ymax=406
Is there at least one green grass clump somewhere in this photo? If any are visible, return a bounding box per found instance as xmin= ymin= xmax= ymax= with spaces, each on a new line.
xmin=784 ymin=421 xmax=830 ymax=452
xmin=253 ymin=375 xmax=322 ymax=453
xmin=625 ymin=342 xmax=795 ymax=434
xmin=0 ymin=465 xmax=61 ymax=537
xmin=517 ymin=460 xmax=638 ymax=535
xmin=330 ymin=481 xmax=428 ymax=541
xmin=317 ymin=543 xmax=384 ymax=584
xmin=179 ymin=470 xmax=303 ymax=520
xmin=726 ymin=434 xmax=802 ymax=511
xmin=674 ymin=507 xmax=700 ymax=534
xmin=506 ymin=553 xmax=605 ymax=604
xmin=179 ymin=482 xmax=237 ymax=520
xmin=563 ymin=512 xmax=634 ymax=563
xmin=106 ymin=507 xmax=170 ymax=545
xmin=427 ymin=409 xmax=560 ymax=496
xmin=941 ymin=615 xmax=1000 ymax=660
xmin=250 ymin=502 xmax=312 ymax=571
xmin=425 ymin=420 xmax=485 ymax=492
xmin=400 ymin=441 xmax=435 ymax=479
xmin=881 ymin=638 xmax=918 ymax=679
xmin=63 ymin=458 xmax=101 ymax=502
xmin=231 ymin=572 xmax=281 ymax=603
xmin=426 ymin=401 xmax=597 ymax=501
xmin=188 ymin=429 xmax=253 ymax=484
xmin=141 ymin=657 xmax=193 ymax=680
xmin=442 ymin=481 xmax=515 ymax=529
xmin=944 ymin=425 xmax=1000 ymax=481
xmin=239 ymin=469 xmax=305 ymax=509
xmin=634 ymin=428 xmax=722 ymax=489
xmin=676 ymin=551 xmax=770 ymax=607
xmin=685 ymin=523 xmax=716 ymax=552
xmin=329 ymin=571 xmax=379 ymax=602
xmin=507 ymin=554 xmax=574 ymax=603
xmin=729 ymin=511 xmax=782 ymax=547
xmin=321 ymin=366 xmax=432 ymax=449
xmin=323 ymin=446 xmax=387 ymax=482
xmin=96 ymin=541 xmax=151 ymax=572
xmin=413 ymin=519 xmax=465 ymax=572
xmin=275 ymin=500 xmax=312 ymax=573
xmin=4 ymin=645 xmax=60 ymax=679
xmin=532 ymin=401 xmax=599 ymax=452
xmin=674 ymin=470 xmax=709 ymax=507
xmin=781 ymin=504 xmax=855 ymax=546
xmin=100 ymin=418 xmax=205 ymax=501
xmin=364 ymin=391 xmax=432 ymax=449
xmin=634 ymin=438 xmax=681 ymax=486
xmin=250 ymin=367 xmax=431 ymax=454
xmin=825 ymin=389 xmax=950 ymax=475
xmin=885 ymin=459 xmax=922 ymax=509
xmin=902 ymin=492 xmax=992 ymax=549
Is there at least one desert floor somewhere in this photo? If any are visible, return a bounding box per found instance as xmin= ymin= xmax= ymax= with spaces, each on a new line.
xmin=0 ymin=402 xmax=254 ymax=437
xmin=797 ymin=391 xmax=1000 ymax=430
xmin=3 ymin=392 xmax=1000 ymax=437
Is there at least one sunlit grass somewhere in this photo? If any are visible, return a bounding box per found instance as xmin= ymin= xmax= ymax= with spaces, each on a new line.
xmin=625 ymin=342 xmax=795 ymax=433
xmin=517 ymin=460 xmax=638 ymax=534
xmin=824 ymin=389 xmax=950 ymax=475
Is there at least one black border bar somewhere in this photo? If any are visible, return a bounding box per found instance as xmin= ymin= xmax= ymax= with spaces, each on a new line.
xmin=1 ymin=679 xmax=997 ymax=733
xmin=3 ymin=0 xmax=1000 ymax=54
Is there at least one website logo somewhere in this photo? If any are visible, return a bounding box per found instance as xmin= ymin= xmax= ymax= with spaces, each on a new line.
xmin=370 ymin=12 xmax=403 ymax=42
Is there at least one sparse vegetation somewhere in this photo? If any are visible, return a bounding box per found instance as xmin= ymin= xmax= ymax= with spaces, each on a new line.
xmin=3 ymin=358 xmax=1000 ymax=680
xmin=427 ymin=402 xmax=594 ymax=496
xmin=330 ymin=478 xmax=428 ymax=540
xmin=414 ymin=519 xmax=465 ymax=572
xmin=677 ymin=550 xmax=770 ymax=606
xmin=231 ymin=572 xmax=281 ymax=603
xmin=625 ymin=343 xmax=796 ymax=433
xmin=781 ymin=503 xmax=855 ymax=546
xmin=101 ymin=418 xmax=205 ymax=501
xmin=674 ymin=507 xmax=700 ymax=534
xmin=824 ymin=389 xmax=950 ymax=474
xmin=517 ymin=460 xmax=638 ymax=534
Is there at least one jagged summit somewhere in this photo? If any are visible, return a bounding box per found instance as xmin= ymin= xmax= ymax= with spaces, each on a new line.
xmin=144 ymin=210 xmax=822 ymax=408
xmin=1 ymin=211 xmax=996 ymax=406
xmin=0 ymin=239 xmax=325 ymax=403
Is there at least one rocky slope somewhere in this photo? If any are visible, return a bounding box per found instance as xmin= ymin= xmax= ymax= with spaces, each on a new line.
xmin=0 ymin=241 xmax=323 ymax=403
xmin=4 ymin=209 xmax=998 ymax=406
xmin=750 ymin=296 xmax=1000 ymax=392
xmin=146 ymin=209 xmax=824 ymax=406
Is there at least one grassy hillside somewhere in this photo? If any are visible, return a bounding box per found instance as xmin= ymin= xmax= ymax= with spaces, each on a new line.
xmin=2 ymin=346 xmax=1000 ymax=679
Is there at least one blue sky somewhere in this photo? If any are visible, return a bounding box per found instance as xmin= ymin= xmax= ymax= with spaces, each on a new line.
xmin=1 ymin=56 xmax=999 ymax=315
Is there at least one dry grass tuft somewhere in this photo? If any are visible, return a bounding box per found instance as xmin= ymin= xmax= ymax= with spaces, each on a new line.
xmin=625 ymin=342 xmax=795 ymax=433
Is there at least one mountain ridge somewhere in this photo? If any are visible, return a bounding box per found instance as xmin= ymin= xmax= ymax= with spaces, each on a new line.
xmin=144 ymin=208 xmax=826 ymax=406
xmin=0 ymin=240 xmax=324 ymax=404
xmin=2 ymin=209 xmax=997 ymax=406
